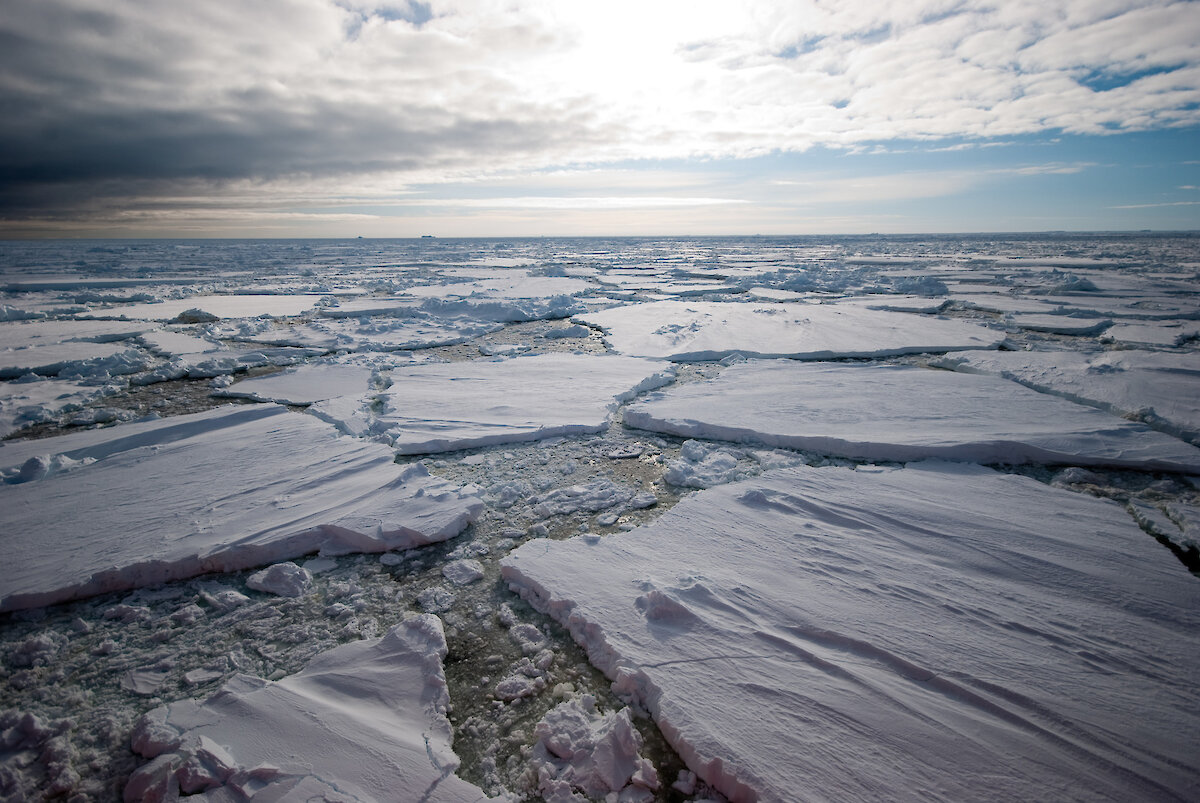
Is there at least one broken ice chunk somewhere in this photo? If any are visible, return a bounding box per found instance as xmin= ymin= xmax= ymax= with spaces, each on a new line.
xmin=246 ymin=562 xmax=313 ymax=598
xmin=443 ymin=559 xmax=486 ymax=585
xmin=125 ymin=616 xmax=490 ymax=801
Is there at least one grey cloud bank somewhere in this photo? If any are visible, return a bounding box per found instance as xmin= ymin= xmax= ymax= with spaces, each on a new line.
xmin=0 ymin=0 xmax=1197 ymax=234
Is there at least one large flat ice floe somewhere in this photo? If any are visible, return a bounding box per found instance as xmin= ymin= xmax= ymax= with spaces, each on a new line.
xmin=933 ymin=348 xmax=1200 ymax=445
xmin=502 ymin=462 xmax=1200 ymax=802
xmin=313 ymin=353 xmax=675 ymax=454
xmin=624 ymin=360 xmax=1200 ymax=472
xmin=0 ymin=405 xmax=482 ymax=612
xmin=578 ymin=300 xmax=1003 ymax=360
xmin=87 ymin=294 xmax=326 ymax=321
xmin=126 ymin=615 xmax=495 ymax=802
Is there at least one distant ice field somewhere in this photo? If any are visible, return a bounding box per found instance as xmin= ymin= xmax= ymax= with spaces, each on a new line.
xmin=1 ymin=235 xmax=1197 ymax=802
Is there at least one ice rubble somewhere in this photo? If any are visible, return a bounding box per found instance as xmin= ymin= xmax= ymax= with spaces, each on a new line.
xmin=126 ymin=615 xmax=494 ymax=802
xmin=578 ymin=300 xmax=1003 ymax=360
xmin=0 ymin=405 xmax=483 ymax=612
xmin=312 ymin=353 xmax=675 ymax=454
xmin=502 ymin=462 xmax=1200 ymax=803
xmin=529 ymin=695 xmax=659 ymax=803
xmin=932 ymin=348 xmax=1200 ymax=445
xmin=221 ymin=313 xmax=502 ymax=351
xmin=624 ymin=360 xmax=1200 ymax=472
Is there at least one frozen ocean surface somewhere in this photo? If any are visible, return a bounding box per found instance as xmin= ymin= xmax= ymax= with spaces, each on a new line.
xmin=502 ymin=462 xmax=1200 ymax=802
xmin=0 ymin=234 xmax=1198 ymax=802
xmin=0 ymin=404 xmax=482 ymax=612
xmin=625 ymin=360 xmax=1200 ymax=471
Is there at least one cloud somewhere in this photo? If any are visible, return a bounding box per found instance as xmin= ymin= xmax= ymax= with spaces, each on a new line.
xmin=1109 ymin=200 xmax=1200 ymax=209
xmin=397 ymin=196 xmax=747 ymax=209
xmin=1 ymin=0 xmax=1198 ymax=227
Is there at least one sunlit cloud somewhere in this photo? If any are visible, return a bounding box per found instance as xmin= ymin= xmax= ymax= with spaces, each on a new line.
xmin=0 ymin=0 xmax=1197 ymax=233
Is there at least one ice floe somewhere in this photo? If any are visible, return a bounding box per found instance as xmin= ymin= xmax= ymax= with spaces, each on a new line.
xmin=216 ymin=361 xmax=379 ymax=404
xmin=87 ymin=294 xmax=326 ymax=321
xmin=0 ymin=405 xmax=482 ymax=611
xmin=578 ymin=300 xmax=1003 ymax=360
xmin=0 ymin=376 xmax=119 ymax=438
xmin=933 ymin=348 xmax=1200 ymax=445
xmin=1102 ymin=320 xmax=1200 ymax=347
xmin=502 ymin=461 xmax=1200 ymax=802
xmin=1008 ymin=313 xmax=1112 ymax=335
xmin=625 ymin=360 xmax=1200 ymax=472
xmin=126 ymin=615 xmax=495 ymax=802
xmin=313 ymin=353 xmax=675 ymax=454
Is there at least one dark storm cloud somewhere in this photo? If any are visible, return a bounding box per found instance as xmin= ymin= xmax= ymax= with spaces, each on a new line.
xmin=1 ymin=0 xmax=1197 ymax=231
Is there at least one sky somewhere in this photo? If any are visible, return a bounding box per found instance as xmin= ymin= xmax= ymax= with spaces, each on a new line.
xmin=1 ymin=0 xmax=1198 ymax=238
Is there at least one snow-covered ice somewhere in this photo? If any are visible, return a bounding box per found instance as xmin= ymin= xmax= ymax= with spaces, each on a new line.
xmin=0 ymin=405 xmax=482 ymax=611
xmin=314 ymin=353 xmax=675 ymax=454
xmin=4 ymin=234 xmax=1200 ymax=800
xmin=502 ymin=461 xmax=1200 ymax=802
xmin=933 ymin=348 xmax=1200 ymax=445
xmin=0 ymin=342 xmax=153 ymax=379
xmin=625 ymin=360 xmax=1200 ymax=472
xmin=126 ymin=615 xmax=494 ymax=801
xmin=216 ymin=361 xmax=378 ymax=404
xmin=579 ymin=300 xmax=1003 ymax=361
xmin=1008 ymin=313 xmax=1112 ymax=335
xmin=1102 ymin=320 xmax=1200 ymax=347
xmin=88 ymin=294 xmax=326 ymax=321
xmin=0 ymin=376 xmax=119 ymax=437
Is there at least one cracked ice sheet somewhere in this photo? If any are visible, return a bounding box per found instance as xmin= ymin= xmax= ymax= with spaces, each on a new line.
xmin=313 ymin=353 xmax=676 ymax=454
xmin=229 ymin=314 xmax=503 ymax=351
xmin=127 ymin=615 xmax=496 ymax=802
xmin=932 ymin=349 xmax=1200 ymax=446
xmin=0 ymin=404 xmax=482 ymax=612
xmin=501 ymin=462 xmax=1200 ymax=803
xmin=625 ymin=361 xmax=1200 ymax=473
xmin=577 ymin=300 xmax=1002 ymax=361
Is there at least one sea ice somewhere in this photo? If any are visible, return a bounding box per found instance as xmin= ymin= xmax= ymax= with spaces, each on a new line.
xmin=1101 ymin=320 xmax=1200 ymax=347
xmin=226 ymin=313 xmax=501 ymax=351
xmin=90 ymin=294 xmax=325 ymax=321
xmin=0 ymin=405 xmax=482 ymax=612
xmin=578 ymin=300 xmax=1002 ymax=360
xmin=0 ymin=319 xmax=152 ymax=350
xmin=530 ymin=695 xmax=657 ymax=802
xmin=0 ymin=376 xmax=118 ymax=437
xmin=1008 ymin=313 xmax=1112 ymax=335
xmin=125 ymin=615 xmax=495 ymax=802
xmin=624 ymin=360 xmax=1200 ymax=472
xmin=216 ymin=361 xmax=378 ymax=404
xmin=316 ymin=353 xmax=675 ymax=454
xmin=137 ymin=330 xmax=223 ymax=356
xmin=932 ymin=348 xmax=1200 ymax=445
xmin=0 ymin=342 xmax=152 ymax=379
xmin=502 ymin=462 xmax=1200 ymax=802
